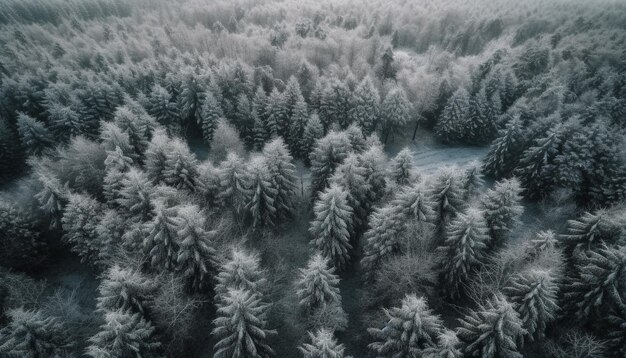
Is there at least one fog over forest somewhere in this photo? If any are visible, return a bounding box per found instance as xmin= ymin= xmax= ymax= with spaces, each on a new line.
xmin=1 ymin=0 xmax=626 ymax=357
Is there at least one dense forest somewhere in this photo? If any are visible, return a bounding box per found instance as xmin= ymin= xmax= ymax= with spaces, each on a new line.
xmin=1 ymin=0 xmax=626 ymax=357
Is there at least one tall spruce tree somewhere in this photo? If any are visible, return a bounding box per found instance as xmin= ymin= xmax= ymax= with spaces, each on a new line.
xmin=483 ymin=118 xmax=525 ymax=179
xmin=243 ymin=156 xmax=277 ymax=227
xmin=310 ymin=131 xmax=352 ymax=196
xmin=96 ymin=265 xmax=158 ymax=315
xmin=296 ymin=253 xmax=342 ymax=313
xmin=262 ymin=138 xmax=297 ymax=219
xmin=434 ymin=88 xmax=471 ymax=143
xmin=380 ymin=87 xmax=411 ymax=143
xmin=349 ymin=76 xmax=380 ymax=135
xmin=215 ymin=248 xmax=267 ymax=299
xmin=16 ymin=113 xmax=53 ymax=155
xmin=0 ymin=308 xmax=72 ymax=358
xmin=198 ymin=90 xmax=223 ymax=147
xmin=391 ymin=147 xmax=414 ymax=186
xmin=144 ymin=203 xmax=180 ymax=271
xmin=299 ymin=329 xmax=349 ymax=358
xmin=302 ymin=114 xmax=325 ymax=163
xmin=480 ymin=178 xmax=524 ymax=246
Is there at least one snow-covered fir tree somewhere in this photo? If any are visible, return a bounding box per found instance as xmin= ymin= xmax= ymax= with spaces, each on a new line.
xmin=439 ymin=208 xmax=490 ymax=298
xmin=113 ymin=101 xmax=156 ymax=160
xmin=143 ymin=203 xmax=180 ymax=271
xmin=349 ymin=76 xmax=380 ymax=135
xmin=34 ymin=170 xmax=66 ymax=229
xmin=16 ymin=113 xmax=53 ymax=155
xmin=96 ymin=265 xmax=158 ymax=315
xmin=47 ymin=103 xmax=83 ymax=141
xmin=234 ymin=94 xmax=254 ymax=146
xmin=368 ymin=294 xmax=444 ymax=357
xmin=243 ymin=156 xmax=277 ymax=227
xmin=174 ymin=204 xmax=216 ymax=291
xmin=480 ymin=178 xmax=524 ymax=246
xmin=198 ymin=90 xmax=223 ymax=147
xmin=330 ymin=154 xmax=369 ymax=232
xmin=560 ymin=210 xmax=621 ymax=255
xmin=457 ymin=295 xmax=526 ymax=358
xmin=262 ymin=138 xmax=297 ymax=219
xmin=309 ymin=131 xmax=352 ymax=196
xmin=524 ymin=230 xmax=558 ymax=260
xmin=86 ymin=309 xmax=161 ymax=358
xmin=296 ymin=253 xmax=342 ymax=313
xmin=299 ymin=329 xmax=350 ymax=358
xmin=430 ymin=168 xmax=467 ymax=227
xmin=482 ymin=117 xmax=525 ymax=180
xmin=320 ymin=79 xmax=352 ymax=129
xmin=309 ymin=184 xmax=353 ymax=269
xmin=343 ymin=124 xmax=367 ymax=154
xmin=391 ymin=147 xmax=414 ymax=186
xmin=100 ymin=121 xmax=137 ymax=162
xmin=288 ymin=97 xmax=309 ymax=157
xmin=61 ymin=193 xmax=106 ymax=267
xmin=116 ymin=168 xmax=155 ymax=223
xmin=462 ymin=161 xmax=485 ymax=199
xmin=212 ymin=288 xmax=276 ymax=358
xmin=361 ymin=205 xmax=405 ymax=277
xmin=302 ymin=114 xmax=325 ymax=163
xmin=465 ymin=90 xmax=497 ymax=143
xmin=0 ymin=308 xmax=72 ymax=358
xmin=148 ymin=83 xmax=180 ymax=134
xmin=393 ymin=182 xmax=436 ymax=231
xmin=215 ymin=248 xmax=268 ymax=299
xmin=504 ymin=269 xmax=559 ymax=342
xmin=219 ymin=152 xmax=249 ymax=215
xmin=163 ymin=138 xmax=201 ymax=192
xmin=422 ymin=330 xmax=463 ymax=358
xmin=434 ymin=88 xmax=471 ymax=143
xmin=380 ymin=87 xmax=411 ymax=143
xmin=144 ymin=128 xmax=173 ymax=184
xmin=265 ymin=88 xmax=287 ymax=137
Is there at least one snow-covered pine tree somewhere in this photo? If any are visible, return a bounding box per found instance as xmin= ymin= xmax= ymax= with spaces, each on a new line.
xmin=198 ymin=90 xmax=223 ymax=147
xmin=430 ymin=167 xmax=467 ymax=227
xmin=360 ymin=205 xmax=405 ymax=277
xmin=34 ymin=170 xmax=66 ymax=229
xmin=243 ymin=156 xmax=277 ymax=227
xmin=179 ymin=72 xmax=206 ymax=131
xmin=480 ymin=178 xmax=524 ymax=246
xmin=16 ymin=113 xmax=53 ymax=155
xmin=349 ymin=75 xmax=380 ymax=135
xmin=149 ymin=84 xmax=180 ymax=135
xmin=320 ymin=79 xmax=352 ymax=130
xmin=368 ymin=294 xmax=443 ymax=356
xmin=174 ymin=204 xmax=216 ymax=291
xmin=143 ymin=203 xmax=180 ymax=271
xmin=380 ymin=87 xmax=411 ymax=143
xmin=212 ymin=288 xmax=276 ymax=358
xmin=564 ymin=245 xmax=626 ymax=320
xmin=524 ymin=230 xmax=558 ymax=260
xmin=504 ymin=269 xmax=559 ymax=342
xmin=144 ymin=128 xmax=172 ymax=184
xmin=357 ymin=142 xmax=388 ymax=204
xmin=514 ymin=122 xmax=568 ymax=200
xmin=434 ymin=88 xmax=471 ymax=143
xmin=0 ymin=308 xmax=72 ymax=358
xmin=457 ymin=295 xmax=526 ymax=358
xmin=465 ymin=90 xmax=497 ymax=144
xmin=113 ymin=101 xmax=157 ymax=161
xmin=47 ymin=103 xmax=83 ymax=141
xmin=343 ymin=124 xmax=367 ymax=154
xmin=234 ymin=94 xmax=254 ymax=146
xmin=310 ymin=131 xmax=352 ymax=196
xmin=62 ymin=193 xmax=106 ymax=267
xmin=87 ymin=309 xmax=161 ymax=358
xmin=262 ymin=138 xmax=297 ymax=219
xmin=265 ymin=88 xmax=288 ymax=138
xmin=299 ymin=329 xmax=350 ymax=358
xmin=116 ymin=168 xmax=155 ymax=223
xmin=219 ymin=152 xmax=248 ymax=215
xmin=422 ymin=330 xmax=463 ymax=358
xmin=216 ymin=248 xmax=267 ymax=296
xmin=607 ymin=310 xmax=626 ymax=357
xmin=252 ymin=86 xmax=268 ymax=125
xmin=483 ymin=118 xmax=525 ymax=179
xmin=309 ymin=184 xmax=353 ymax=269
xmin=103 ymin=146 xmax=134 ymax=204
xmin=391 ymin=147 xmax=414 ymax=186
xmin=288 ymin=98 xmax=309 ymax=157
xmin=393 ymin=182 xmax=436 ymax=232
xmin=330 ymin=154 xmax=369 ymax=233
xmin=100 ymin=121 xmax=138 ymax=162
xmin=560 ymin=210 xmax=621 ymax=255
xmin=439 ymin=208 xmax=490 ymax=299
xmin=252 ymin=109 xmax=269 ymax=150
xmin=463 ymin=161 xmax=485 ymax=199
xmin=163 ymin=138 xmax=201 ymax=192
xmin=296 ymin=253 xmax=342 ymax=313
xmin=96 ymin=265 xmax=158 ymax=315
xmin=302 ymin=114 xmax=325 ymax=163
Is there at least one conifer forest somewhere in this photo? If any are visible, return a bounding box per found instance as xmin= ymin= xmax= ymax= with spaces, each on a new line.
xmin=2 ymin=0 xmax=626 ymax=357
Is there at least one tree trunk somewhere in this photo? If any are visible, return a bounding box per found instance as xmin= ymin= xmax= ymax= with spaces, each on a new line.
xmin=412 ymin=120 xmax=419 ymax=141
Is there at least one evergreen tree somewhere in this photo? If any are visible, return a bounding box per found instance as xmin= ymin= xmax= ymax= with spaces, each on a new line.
xmin=100 ymin=121 xmax=137 ymax=162
xmin=252 ymin=86 xmax=269 ymax=126
xmin=393 ymin=182 xmax=436 ymax=231
xmin=62 ymin=193 xmax=106 ymax=267
xmin=179 ymin=72 xmax=205 ymax=131
xmin=309 ymin=184 xmax=353 ymax=269
xmin=431 ymin=168 xmax=467 ymax=226
xmin=87 ymin=309 xmax=161 ymax=358
xmin=198 ymin=90 xmax=223 ymax=147
xmin=212 ymin=288 xmax=275 ymax=358
xmin=368 ymin=295 xmax=444 ymax=357
xmin=234 ymin=94 xmax=254 ymax=146
xmin=380 ymin=87 xmax=411 ymax=143
xmin=96 ymin=265 xmax=158 ymax=315
xmin=524 ymin=230 xmax=558 ymax=260
xmin=391 ymin=147 xmax=414 ymax=186
xmin=175 ymin=204 xmax=216 ymax=291
xmin=243 ymin=156 xmax=277 ymax=227
xmin=465 ymin=90 xmax=497 ymax=143
xmin=480 ymin=178 xmax=524 ymax=245
xmin=330 ymin=155 xmax=369 ymax=232
xmin=215 ymin=248 xmax=267 ymax=299
xmin=263 ymin=138 xmax=297 ymax=218
xmin=379 ymin=47 xmax=397 ymax=80
xmin=434 ymin=88 xmax=471 ymax=143
xmin=296 ymin=61 xmax=316 ymax=102
xmin=34 ymin=171 xmax=66 ymax=229
xmin=310 ymin=131 xmax=352 ymax=196
xmin=113 ymin=102 xmax=156 ymax=161
xmin=504 ymin=269 xmax=559 ymax=342
xmin=457 ymin=295 xmax=526 ymax=358
xmin=343 ymin=124 xmax=367 ymax=153
xmin=0 ymin=308 xmax=72 ymax=358
xmin=463 ymin=162 xmax=485 ymax=199
xmin=349 ymin=76 xmax=380 ymax=135
xmin=560 ymin=210 xmax=621 ymax=255
xmin=423 ymin=330 xmax=463 ymax=358
xmin=219 ymin=152 xmax=248 ymax=215
xmin=302 ymin=114 xmax=325 ymax=163
xmin=483 ymin=118 xmax=525 ymax=180
xmin=319 ymin=80 xmax=352 ymax=129
xmin=252 ymin=109 xmax=269 ymax=150
xmin=163 ymin=139 xmax=201 ymax=192
xmin=103 ymin=146 xmax=134 ymax=204
xmin=144 ymin=129 xmax=172 ymax=184
xmin=143 ymin=203 xmax=179 ymax=271
xmin=439 ymin=208 xmax=490 ymax=299
xmin=47 ymin=103 xmax=83 ymax=141
xmin=117 ymin=168 xmax=155 ymax=223
xmin=148 ymin=84 xmax=180 ymax=134
xmin=288 ymin=97 xmax=309 ymax=157
xmin=565 ymin=245 xmax=626 ymax=320
xmin=606 ymin=310 xmax=626 ymax=357
xmin=296 ymin=253 xmax=342 ymax=313
xmin=16 ymin=113 xmax=53 ymax=155
xmin=357 ymin=143 xmax=388 ymax=204
xmin=299 ymin=329 xmax=350 ymax=358
xmin=265 ymin=88 xmax=288 ymax=137
xmin=360 ymin=206 xmax=406 ymax=277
